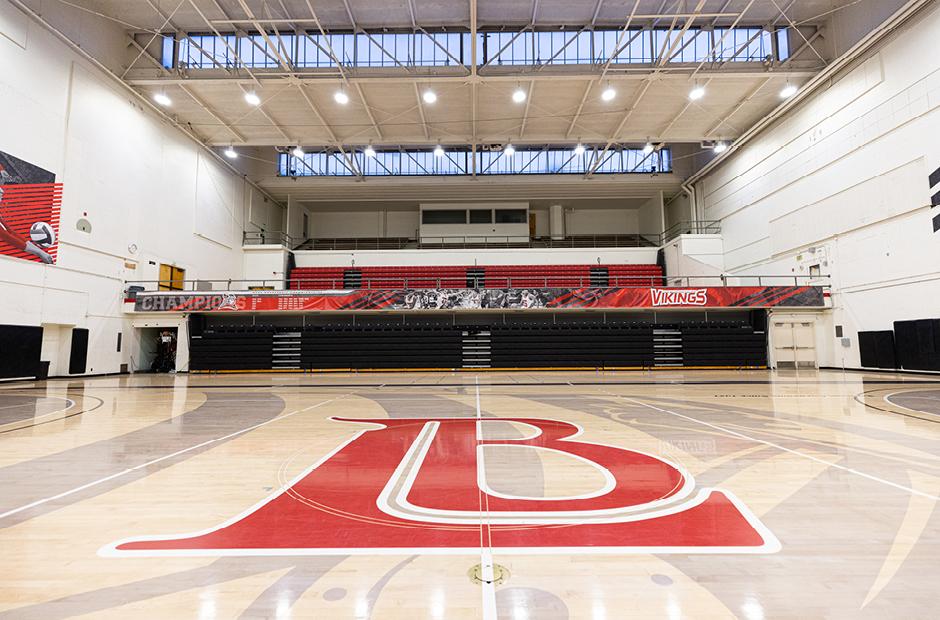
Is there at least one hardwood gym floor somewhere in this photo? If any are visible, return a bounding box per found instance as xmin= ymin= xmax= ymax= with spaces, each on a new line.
xmin=0 ymin=370 xmax=938 ymax=619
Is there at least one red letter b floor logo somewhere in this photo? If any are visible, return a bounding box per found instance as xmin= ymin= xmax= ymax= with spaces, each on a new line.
xmin=103 ymin=417 xmax=779 ymax=557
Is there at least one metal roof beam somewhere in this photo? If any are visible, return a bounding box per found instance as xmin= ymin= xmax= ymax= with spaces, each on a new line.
xmin=127 ymin=68 xmax=819 ymax=86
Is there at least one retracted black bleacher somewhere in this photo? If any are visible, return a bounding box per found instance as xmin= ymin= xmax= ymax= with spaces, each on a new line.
xmin=188 ymin=316 xmax=768 ymax=371
xmin=189 ymin=325 xmax=276 ymax=371
xmin=489 ymin=323 xmax=655 ymax=368
xmin=300 ymin=325 xmax=462 ymax=369
xmin=680 ymin=322 xmax=767 ymax=367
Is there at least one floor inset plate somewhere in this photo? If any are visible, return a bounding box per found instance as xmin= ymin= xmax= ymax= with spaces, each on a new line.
xmin=468 ymin=562 xmax=511 ymax=586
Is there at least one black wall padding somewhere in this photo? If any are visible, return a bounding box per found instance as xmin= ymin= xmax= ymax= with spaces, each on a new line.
xmin=68 ymin=328 xmax=89 ymax=374
xmin=858 ymin=331 xmax=897 ymax=369
xmin=0 ymin=325 xmax=43 ymax=379
xmin=894 ymin=319 xmax=940 ymax=371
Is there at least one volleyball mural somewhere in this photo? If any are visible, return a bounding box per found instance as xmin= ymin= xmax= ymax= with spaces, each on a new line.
xmin=0 ymin=150 xmax=62 ymax=265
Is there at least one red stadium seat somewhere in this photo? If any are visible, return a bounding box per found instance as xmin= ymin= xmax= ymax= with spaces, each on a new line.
xmin=288 ymin=264 xmax=663 ymax=290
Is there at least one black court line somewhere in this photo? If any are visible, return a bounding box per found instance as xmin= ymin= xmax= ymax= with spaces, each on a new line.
xmin=0 ymin=395 xmax=105 ymax=435
xmin=853 ymin=389 xmax=940 ymax=424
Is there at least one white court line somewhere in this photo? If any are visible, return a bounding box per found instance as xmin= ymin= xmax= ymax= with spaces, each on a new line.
xmin=0 ymin=392 xmax=353 ymax=522
xmin=476 ymin=377 xmax=499 ymax=620
xmin=602 ymin=391 xmax=940 ymax=502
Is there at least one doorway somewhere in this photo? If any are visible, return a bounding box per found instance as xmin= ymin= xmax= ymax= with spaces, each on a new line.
xmin=772 ymin=318 xmax=817 ymax=369
xmin=136 ymin=327 xmax=178 ymax=372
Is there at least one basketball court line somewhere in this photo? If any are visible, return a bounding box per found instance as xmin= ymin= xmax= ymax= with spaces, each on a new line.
xmin=0 ymin=392 xmax=354 ymax=522
xmin=475 ymin=376 xmax=499 ymax=620
xmin=601 ymin=391 xmax=940 ymax=502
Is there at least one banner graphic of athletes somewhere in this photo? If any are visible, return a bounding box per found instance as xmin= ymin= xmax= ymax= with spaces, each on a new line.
xmin=0 ymin=150 xmax=62 ymax=265
xmin=133 ymin=286 xmax=826 ymax=312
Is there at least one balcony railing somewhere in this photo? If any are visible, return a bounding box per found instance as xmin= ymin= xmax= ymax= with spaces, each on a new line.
xmin=242 ymin=230 xmax=296 ymax=246
xmin=246 ymin=223 xmax=721 ymax=251
xmin=661 ymin=220 xmax=722 ymax=243
xmin=125 ymin=274 xmax=830 ymax=295
xmin=291 ymin=234 xmax=662 ymax=251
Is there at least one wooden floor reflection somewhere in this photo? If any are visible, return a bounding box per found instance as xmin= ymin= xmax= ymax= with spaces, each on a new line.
xmin=1 ymin=369 xmax=938 ymax=619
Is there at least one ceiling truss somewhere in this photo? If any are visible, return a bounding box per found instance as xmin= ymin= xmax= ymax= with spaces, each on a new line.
xmin=110 ymin=0 xmax=832 ymax=157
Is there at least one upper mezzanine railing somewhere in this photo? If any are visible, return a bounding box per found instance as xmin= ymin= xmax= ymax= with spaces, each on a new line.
xmin=243 ymin=221 xmax=721 ymax=250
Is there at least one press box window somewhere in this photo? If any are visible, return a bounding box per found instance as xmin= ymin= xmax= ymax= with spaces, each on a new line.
xmin=469 ymin=210 xmax=493 ymax=224
xmin=495 ymin=209 xmax=527 ymax=224
xmin=422 ymin=210 xmax=467 ymax=224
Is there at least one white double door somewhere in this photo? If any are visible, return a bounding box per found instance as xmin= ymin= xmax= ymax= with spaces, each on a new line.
xmin=772 ymin=317 xmax=817 ymax=369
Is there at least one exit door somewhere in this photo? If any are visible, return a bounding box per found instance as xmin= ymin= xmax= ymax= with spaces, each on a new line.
xmin=772 ymin=319 xmax=817 ymax=369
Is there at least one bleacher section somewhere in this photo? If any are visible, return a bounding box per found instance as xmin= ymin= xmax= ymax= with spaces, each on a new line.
xmin=188 ymin=320 xmax=766 ymax=371
xmin=489 ymin=324 xmax=656 ymax=368
xmin=288 ymin=264 xmax=664 ymax=290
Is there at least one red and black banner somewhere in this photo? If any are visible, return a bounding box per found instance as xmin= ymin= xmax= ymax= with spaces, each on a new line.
xmin=0 ymin=150 xmax=61 ymax=265
xmin=133 ymin=286 xmax=825 ymax=313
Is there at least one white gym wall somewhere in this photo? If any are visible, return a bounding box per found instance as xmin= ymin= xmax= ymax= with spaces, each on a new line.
xmin=694 ymin=2 xmax=940 ymax=369
xmin=0 ymin=4 xmax=281 ymax=376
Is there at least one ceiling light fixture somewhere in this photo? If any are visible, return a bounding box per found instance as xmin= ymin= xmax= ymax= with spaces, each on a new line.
xmin=292 ymin=146 xmax=305 ymax=158
xmin=689 ymin=85 xmax=706 ymax=101
xmin=713 ymin=141 xmax=728 ymax=154
xmin=433 ymin=144 xmax=445 ymax=157
xmin=423 ymin=90 xmax=437 ymax=104
xmin=153 ymin=91 xmax=172 ymax=106
xmin=512 ymin=87 xmax=527 ymax=103
xmin=780 ymin=83 xmax=798 ymax=98
xmin=364 ymin=144 xmax=376 ymax=157
xmin=504 ymin=143 xmax=515 ymax=156
xmin=574 ymin=143 xmax=585 ymax=156
xmin=643 ymin=141 xmax=654 ymax=155
xmin=334 ymin=90 xmax=349 ymax=105
xmin=601 ymin=85 xmax=616 ymax=101
xmin=224 ymin=146 xmax=238 ymax=159
xmin=244 ymin=90 xmax=261 ymax=106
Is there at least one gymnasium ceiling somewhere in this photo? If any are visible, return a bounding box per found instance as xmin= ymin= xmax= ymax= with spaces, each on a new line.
xmin=16 ymin=0 xmax=914 ymax=200
xmin=115 ymin=0 xmax=840 ymax=147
